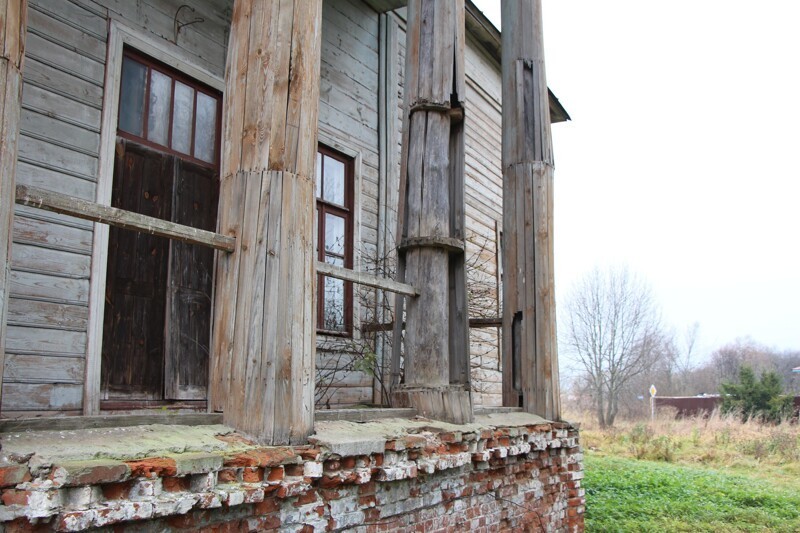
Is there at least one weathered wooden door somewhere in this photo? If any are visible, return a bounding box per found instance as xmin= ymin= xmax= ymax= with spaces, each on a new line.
xmin=102 ymin=140 xmax=218 ymax=402
xmin=101 ymin=50 xmax=221 ymax=405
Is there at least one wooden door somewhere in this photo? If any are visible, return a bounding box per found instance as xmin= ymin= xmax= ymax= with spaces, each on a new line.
xmin=102 ymin=140 xmax=218 ymax=402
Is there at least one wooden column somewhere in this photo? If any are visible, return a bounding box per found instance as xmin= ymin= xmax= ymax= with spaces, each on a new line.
xmin=391 ymin=0 xmax=472 ymax=424
xmin=500 ymin=0 xmax=561 ymax=420
xmin=209 ymin=0 xmax=322 ymax=444
xmin=0 ymin=0 xmax=26 ymax=410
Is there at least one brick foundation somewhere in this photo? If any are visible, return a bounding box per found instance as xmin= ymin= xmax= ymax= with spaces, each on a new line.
xmin=0 ymin=418 xmax=584 ymax=532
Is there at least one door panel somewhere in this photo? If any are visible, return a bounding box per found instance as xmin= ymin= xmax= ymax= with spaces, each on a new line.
xmin=164 ymin=159 xmax=218 ymax=400
xmin=102 ymin=140 xmax=173 ymax=399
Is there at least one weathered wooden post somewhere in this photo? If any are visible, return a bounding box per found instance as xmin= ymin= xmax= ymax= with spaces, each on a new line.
xmin=392 ymin=0 xmax=473 ymax=424
xmin=209 ymin=0 xmax=323 ymax=444
xmin=0 ymin=0 xmax=27 ymax=410
xmin=500 ymin=0 xmax=561 ymax=420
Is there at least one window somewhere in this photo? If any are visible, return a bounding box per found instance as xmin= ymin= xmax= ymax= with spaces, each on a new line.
xmin=118 ymin=49 xmax=221 ymax=167
xmin=316 ymin=146 xmax=354 ymax=335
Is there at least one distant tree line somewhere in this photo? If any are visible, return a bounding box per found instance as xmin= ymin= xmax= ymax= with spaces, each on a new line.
xmin=560 ymin=266 xmax=800 ymax=425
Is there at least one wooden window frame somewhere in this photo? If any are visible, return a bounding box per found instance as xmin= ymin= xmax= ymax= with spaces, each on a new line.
xmin=316 ymin=144 xmax=355 ymax=337
xmin=117 ymin=48 xmax=222 ymax=170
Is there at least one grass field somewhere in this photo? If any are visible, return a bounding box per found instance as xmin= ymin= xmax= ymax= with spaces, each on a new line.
xmin=575 ymin=411 xmax=800 ymax=532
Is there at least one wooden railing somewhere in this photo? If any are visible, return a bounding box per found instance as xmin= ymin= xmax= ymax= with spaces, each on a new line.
xmin=15 ymin=185 xmax=417 ymax=296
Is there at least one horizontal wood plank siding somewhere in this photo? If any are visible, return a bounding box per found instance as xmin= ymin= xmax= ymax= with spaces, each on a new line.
xmin=463 ymin=38 xmax=503 ymax=407
xmin=316 ymin=0 xmax=380 ymax=409
xmin=4 ymin=0 xmax=232 ymax=415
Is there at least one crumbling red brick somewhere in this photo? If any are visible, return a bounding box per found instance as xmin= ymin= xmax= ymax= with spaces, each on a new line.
xmin=162 ymin=476 xmax=190 ymax=492
xmin=0 ymin=465 xmax=31 ymax=488
xmin=102 ymin=480 xmax=134 ymax=500
xmin=266 ymin=466 xmax=284 ymax=482
xmin=254 ymin=497 xmax=280 ymax=515
xmin=126 ymin=457 xmax=178 ymax=478
xmin=2 ymin=489 xmax=30 ymax=506
xmin=242 ymin=467 xmax=263 ymax=483
xmin=284 ymin=464 xmax=304 ymax=477
xmin=217 ymin=468 xmax=239 ymax=483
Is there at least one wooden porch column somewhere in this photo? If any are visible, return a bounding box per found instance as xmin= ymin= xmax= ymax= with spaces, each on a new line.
xmin=0 ymin=0 xmax=27 ymax=410
xmin=500 ymin=0 xmax=561 ymax=420
xmin=391 ymin=0 xmax=473 ymax=424
xmin=209 ymin=0 xmax=323 ymax=444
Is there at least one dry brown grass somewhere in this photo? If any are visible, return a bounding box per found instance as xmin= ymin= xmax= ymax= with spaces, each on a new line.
xmin=568 ymin=409 xmax=800 ymax=491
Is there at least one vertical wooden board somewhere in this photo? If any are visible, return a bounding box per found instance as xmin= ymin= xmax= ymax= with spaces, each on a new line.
xmin=522 ymin=163 xmax=536 ymax=414
xmin=220 ymin=0 xmax=251 ymax=177
xmin=290 ymin=174 xmax=314 ymax=442
xmin=448 ymin=100 xmax=468 ymax=387
xmin=403 ymin=111 xmax=426 ymax=237
xmin=209 ymin=170 xmax=246 ymax=411
xmin=241 ymin=169 xmax=270 ymax=429
xmin=403 ymin=0 xmax=420 ymax=105
xmin=270 ymin=170 xmax=294 ymax=443
xmin=266 ymin=0 xmax=294 ymax=172
xmin=419 ymin=112 xmax=450 ymax=235
xmin=3 ymin=0 xmax=24 ymax=65
xmin=1 ymin=62 xmax=24 ymax=412
xmin=225 ymin=169 xmax=263 ymax=420
xmin=239 ymin=170 xmax=272 ymax=436
xmin=293 ymin=0 xmax=323 ymax=180
xmin=258 ymin=170 xmax=283 ymax=440
xmin=238 ymin=0 xmax=273 ymax=171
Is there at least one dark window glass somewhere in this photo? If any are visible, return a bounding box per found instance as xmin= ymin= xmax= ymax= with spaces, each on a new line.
xmin=117 ymin=50 xmax=221 ymax=168
xmin=119 ymin=57 xmax=146 ymax=136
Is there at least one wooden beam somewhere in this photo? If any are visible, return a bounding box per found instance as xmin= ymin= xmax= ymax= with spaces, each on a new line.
xmin=210 ymin=0 xmax=323 ymax=445
xmin=392 ymin=0 xmax=472 ymax=424
xmin=15 ymin=185 xmax=235 ymax=252
xmin=0 ymin=0 xmax=27 ymax=413
xmin=316 ymin=262 xmax=418 ymax=297
xmin=501 ymin=0 xmax=561 ymax=421
xmin=0 ymin=413 xmax=222 ymax=433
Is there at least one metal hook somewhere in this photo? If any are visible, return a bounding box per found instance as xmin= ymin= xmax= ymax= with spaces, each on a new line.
xmin=173 ymin=4 xmax=205 ymax=43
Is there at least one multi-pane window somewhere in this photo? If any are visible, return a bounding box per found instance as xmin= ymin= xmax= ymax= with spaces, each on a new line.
xmin=118 ymin=50 xmax=221 ymax=167
xmin=316 ymin=146 xmax=354 ymax=335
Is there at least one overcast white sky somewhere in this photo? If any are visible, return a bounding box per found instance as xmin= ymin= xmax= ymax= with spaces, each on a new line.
xmin=472 ymin=0 xmax=800 ymax=358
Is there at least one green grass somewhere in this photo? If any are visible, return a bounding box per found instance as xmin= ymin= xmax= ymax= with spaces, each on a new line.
xmin=584 ymin=455 xmax=800 ymax=532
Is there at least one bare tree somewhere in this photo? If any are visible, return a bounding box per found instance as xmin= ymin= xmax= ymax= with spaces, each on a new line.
xmin=561 ymin=267 xmax=664 ymax=427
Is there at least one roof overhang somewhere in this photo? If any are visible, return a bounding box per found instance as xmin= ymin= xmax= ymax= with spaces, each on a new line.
xmin=364 ymin=0 xmax=571 ymax=123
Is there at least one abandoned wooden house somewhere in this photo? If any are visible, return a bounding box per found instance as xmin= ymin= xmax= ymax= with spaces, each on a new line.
xmin=0 ymin=0 xmax=584 ymax=530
